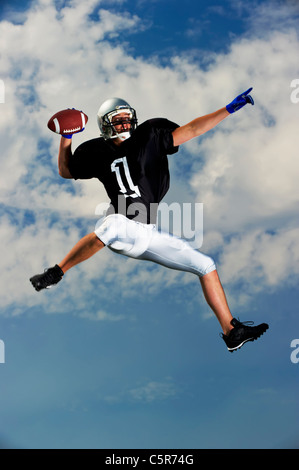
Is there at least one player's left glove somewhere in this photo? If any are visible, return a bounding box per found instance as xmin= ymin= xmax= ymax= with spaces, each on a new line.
xmin=62 ymin=127 xmax=85 ymax=139
xmin=226 ymin=88 xmax=254 ymax=114
xmin=62 ymin=108 xmax=86 ymax=139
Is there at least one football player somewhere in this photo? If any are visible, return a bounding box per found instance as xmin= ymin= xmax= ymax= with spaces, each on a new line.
xmin=30 ymin=89 xmax=269 ymax=352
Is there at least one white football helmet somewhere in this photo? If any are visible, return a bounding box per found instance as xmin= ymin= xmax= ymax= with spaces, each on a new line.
xmin=97 ymin=97 xmax=137 ymax=140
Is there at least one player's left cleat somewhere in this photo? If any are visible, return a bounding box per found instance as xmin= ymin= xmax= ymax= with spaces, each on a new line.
xmin=221 ymin=318 xmax=269 ymax=352
xmin=30 ymin=264 xmax=64 ymax=291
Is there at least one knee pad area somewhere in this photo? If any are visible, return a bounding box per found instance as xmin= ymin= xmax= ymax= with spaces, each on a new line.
xmin=95 ymin=214 xmax=128 ymax=247
xmin=94 ymin=214 xmax=152 ymax=257
xmin=197 ymin=254 xmax=216 ymax=276
xmin=174 ymin=245 xmax=216 ymax=277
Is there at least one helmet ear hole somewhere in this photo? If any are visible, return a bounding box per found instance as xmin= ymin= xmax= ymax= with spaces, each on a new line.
xmin=97 ymin=97 xmax=138 ymax=140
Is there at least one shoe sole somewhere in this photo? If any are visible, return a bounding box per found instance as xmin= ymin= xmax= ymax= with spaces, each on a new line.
xmin=228 ymin=337 xmax=254 ymax=352
xmin=227 ymin=325 xmax=269 ymax=352
xmin=30 ymin=279 xmax=60 ymax=291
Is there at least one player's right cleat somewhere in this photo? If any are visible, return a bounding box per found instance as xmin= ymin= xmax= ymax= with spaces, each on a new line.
xmin=221 ymin=318 xmax=269 ymax=352
xmin=30 ymin=264 xmax=64 ymax=292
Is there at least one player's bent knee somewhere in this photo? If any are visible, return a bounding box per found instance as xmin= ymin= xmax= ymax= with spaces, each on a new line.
xmin=94 ymin=214 xmax=127 ymax=246
xmin=198 ymin=254 xmax=216 ymax=277
xmin=94 ymin=233 xmax=106 ymax=247
xmin=95 ymin=214 xmax=155 ymax=258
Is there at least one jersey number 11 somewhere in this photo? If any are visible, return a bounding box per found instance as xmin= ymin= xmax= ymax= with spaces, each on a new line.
xmin=111 ymin=157 xmax=141 ymax=199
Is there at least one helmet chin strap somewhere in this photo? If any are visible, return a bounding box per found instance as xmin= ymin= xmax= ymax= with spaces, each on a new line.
xmin=110 ymin=131 xmax=131 ymax=141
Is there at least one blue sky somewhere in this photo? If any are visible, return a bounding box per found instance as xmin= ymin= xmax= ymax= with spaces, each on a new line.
xmin=0 ymin=0 xmax=299 ymax=450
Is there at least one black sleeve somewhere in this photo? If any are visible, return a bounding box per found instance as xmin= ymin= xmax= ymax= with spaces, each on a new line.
xmin=68 ymin=139 xmax=99 ymax=180
xmin=148 ymin=118 xmax=180 ymax=155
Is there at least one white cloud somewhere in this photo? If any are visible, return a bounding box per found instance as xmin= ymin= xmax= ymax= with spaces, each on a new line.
xmin=0 ymin=0 xmax=298 ymax=316
xmin=128 ymin=378 xmax=178 ymax=403
xmin=104 ymin=377 xmax=178 ymax=403
xmin=219 ymin=227 xmax=299 ymax=289
xmin=79 ymin=309 xmax=127 ymax=322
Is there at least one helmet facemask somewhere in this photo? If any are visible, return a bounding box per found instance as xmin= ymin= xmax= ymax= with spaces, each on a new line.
xmin=103 ymin=108 xmax=137 ymax=141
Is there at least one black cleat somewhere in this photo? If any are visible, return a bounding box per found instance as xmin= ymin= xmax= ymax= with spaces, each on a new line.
xmin=221 ymin=318 xmax=269 ymax=352
xmin=30 ymin=264 xmax=64 ymax=292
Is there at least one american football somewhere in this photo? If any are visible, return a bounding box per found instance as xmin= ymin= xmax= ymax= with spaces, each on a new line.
xmin=47 ymin=108 xmax=88 ymax=136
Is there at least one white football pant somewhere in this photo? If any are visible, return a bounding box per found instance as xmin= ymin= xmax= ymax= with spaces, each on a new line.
xmin=95 ymin=214 xmax=216 ymax=277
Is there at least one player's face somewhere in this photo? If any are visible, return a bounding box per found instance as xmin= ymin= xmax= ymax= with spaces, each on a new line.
xmin=111 ymin=112 xmax=132 ymax=133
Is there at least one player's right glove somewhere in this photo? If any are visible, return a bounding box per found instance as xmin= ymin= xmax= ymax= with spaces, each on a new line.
xmin=226 ymin=88 xmax=254 ymax=114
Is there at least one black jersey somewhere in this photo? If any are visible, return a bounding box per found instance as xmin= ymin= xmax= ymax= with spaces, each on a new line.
xmin=69 ymin=118 xmax=179 ymax=223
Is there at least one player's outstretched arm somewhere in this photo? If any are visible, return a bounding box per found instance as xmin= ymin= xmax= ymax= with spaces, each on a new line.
xmin=58 ymin=136 xmax=74 ymax=179
xmin=172 ymin=88 xmax=254 ymax=147
xmin=172 ymin=107 xmax=229 ymax=146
